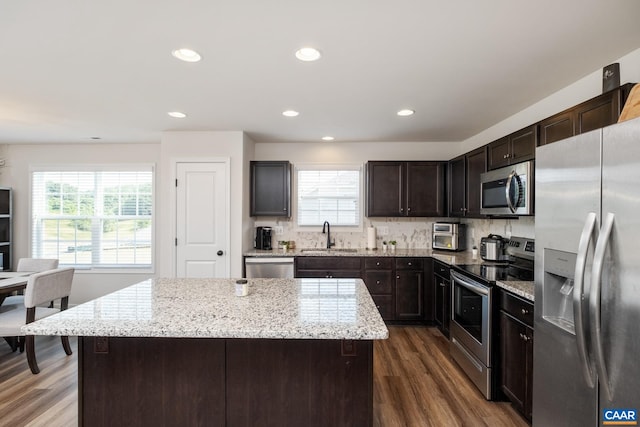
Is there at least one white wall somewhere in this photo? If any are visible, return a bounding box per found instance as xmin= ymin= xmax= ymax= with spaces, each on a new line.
xmin=0 ymin=142 xmax=161 ymax=304
xmin=159 ymin=131 xmax=249 ymax=279
xmin=460 ymin=47 xmax=640 ymax=154
xmin=255 ymin=141 xmax=458 ymax=163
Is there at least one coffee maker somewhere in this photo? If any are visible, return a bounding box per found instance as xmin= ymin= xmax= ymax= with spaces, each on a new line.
xmin=254 ymin=227 xmax=273 ymax=250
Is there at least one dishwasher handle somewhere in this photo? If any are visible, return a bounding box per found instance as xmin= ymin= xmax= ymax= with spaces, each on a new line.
xmin=244 ymin=257 xmax=295 ymax=264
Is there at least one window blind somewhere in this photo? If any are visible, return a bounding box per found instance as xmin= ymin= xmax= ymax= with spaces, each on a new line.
xmin=297 ymin=167 xmax=360 ymax=226
xmin=31 ymin=168 xmax=153 ymax=269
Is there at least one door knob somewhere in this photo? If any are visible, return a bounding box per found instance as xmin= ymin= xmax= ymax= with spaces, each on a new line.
xmin=217 ymin=250 xmax=224 ymax=256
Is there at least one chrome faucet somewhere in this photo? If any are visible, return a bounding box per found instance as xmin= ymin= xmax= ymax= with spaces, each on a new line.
xmin=322 ymin=221 xmax=335 ymax=249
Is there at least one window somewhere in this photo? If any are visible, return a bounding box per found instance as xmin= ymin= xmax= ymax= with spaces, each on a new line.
xmin=296 ymin=165 xmax=361 ymax=227
xmin=31 ymin=167 xmax=153 ymax=269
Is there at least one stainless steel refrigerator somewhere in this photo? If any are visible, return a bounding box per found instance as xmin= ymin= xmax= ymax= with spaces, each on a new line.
xmin=534 ymin=116 xmax=640 ymax=426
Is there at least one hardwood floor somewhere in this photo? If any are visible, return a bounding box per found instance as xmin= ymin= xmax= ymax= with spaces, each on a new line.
xmin=0 ymin=328 xmax=527 ymax=426
xmin=0 ymin=336 xmax=78 ymax=427
xmin=373 ymin=326 xmax=528 ymax=427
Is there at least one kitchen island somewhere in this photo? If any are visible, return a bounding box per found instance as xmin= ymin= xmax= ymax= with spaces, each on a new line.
xmin=24 ymin=278 xmax=388 ymax=427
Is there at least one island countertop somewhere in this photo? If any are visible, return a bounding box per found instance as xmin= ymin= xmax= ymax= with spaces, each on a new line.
xmin=22 ymin=278 xmax=389 ymax=340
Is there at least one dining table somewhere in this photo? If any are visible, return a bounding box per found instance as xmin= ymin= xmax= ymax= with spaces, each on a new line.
xmin=0 ymin=271 xmax=33 ymax=350
xmin=0 ymin=272 xmax=32 ymax=306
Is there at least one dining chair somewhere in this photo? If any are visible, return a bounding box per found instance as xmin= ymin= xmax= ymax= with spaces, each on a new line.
xmin=0 ymin=267 xmax=74 ymax=374
xmin=2 ymin=258 xmax=59 ymax=306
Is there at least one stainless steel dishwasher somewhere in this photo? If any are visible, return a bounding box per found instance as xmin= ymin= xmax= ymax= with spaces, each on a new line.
xmin=244 ymin=257 xmax=295 ymax=278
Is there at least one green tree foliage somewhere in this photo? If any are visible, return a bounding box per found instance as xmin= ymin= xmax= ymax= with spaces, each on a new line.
xmin=47 ymin=181 xmax=152 ymax=233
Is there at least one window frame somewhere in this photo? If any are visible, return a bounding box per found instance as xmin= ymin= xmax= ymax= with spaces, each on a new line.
xmin=29 ymin=164 xmax=156 ymax=274
xmin=293 ymin=163 xmax=364 ymax=232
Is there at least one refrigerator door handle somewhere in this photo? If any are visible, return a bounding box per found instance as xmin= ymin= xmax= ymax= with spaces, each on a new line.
xmin=591 ymin=212 xmax=615 ymax=401
xmin=574 ymin=212 xmax=597 ymax=388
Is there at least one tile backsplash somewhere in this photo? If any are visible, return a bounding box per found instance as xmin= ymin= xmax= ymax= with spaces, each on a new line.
xmin=253 ymin=217 xmax=535 ymax=250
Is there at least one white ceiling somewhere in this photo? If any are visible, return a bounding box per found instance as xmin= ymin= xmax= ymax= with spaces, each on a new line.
xmin=1 ymin=1 xmax=640 ymax=145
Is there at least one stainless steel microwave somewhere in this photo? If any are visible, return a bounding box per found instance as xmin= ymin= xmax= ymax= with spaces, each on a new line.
xmin=480 ymin=160 xmax=533 ymax=216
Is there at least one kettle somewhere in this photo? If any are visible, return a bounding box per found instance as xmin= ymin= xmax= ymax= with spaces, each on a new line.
xmin=480 ymin=234 xmax=507 ymax=261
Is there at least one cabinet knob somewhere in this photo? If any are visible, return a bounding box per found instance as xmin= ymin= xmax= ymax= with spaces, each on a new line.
xmin=521 ymin=308 xmax=529 ymax=315
xmin=400 ymin=208 xmax=404 ymax=212
xmin=407 ymin=207 xmax=411 ymax=212
xmin=376 ymin=280 xmax=381 ymax=285
xmin=376 ymin=262 xmax=380 ymax=266
xmin=408 ymin=262 xmax=412 ymax=266
xmin=503 ymin=154 xmax=507 ymax=159
xmin=397 ymin=276 xmax=400 ymax=279
xmin=439 ymin=282 xmax=446 ymax=287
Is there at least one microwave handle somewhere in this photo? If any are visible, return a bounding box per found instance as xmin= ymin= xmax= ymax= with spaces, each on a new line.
xmin=505 ymin=170 xmax=518 ymax=213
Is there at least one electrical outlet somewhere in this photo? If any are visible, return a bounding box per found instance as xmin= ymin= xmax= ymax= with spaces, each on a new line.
xmin=377 ymin=226 xmax=389 ymax=236
xmin=274 ymin=226 xmax=284 ymax=235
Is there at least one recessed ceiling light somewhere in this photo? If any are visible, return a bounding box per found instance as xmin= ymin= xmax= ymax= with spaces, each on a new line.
xmin=282 ymin=110 xmax=299 ymax=117
xmin=397 ymin=109 xmax=415 ymax=117
xmin=171 ymin=48 xmax=202 ymax=63
xmin=295 ymin=47 xmax=321 ymax=62
xmin=322 ymin=136 xmax=335 ymax=141
xmin=168 ymin=111 xmax=187 ymax=118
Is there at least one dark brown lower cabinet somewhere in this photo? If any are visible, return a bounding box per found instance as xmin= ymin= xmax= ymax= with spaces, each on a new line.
xmin=395 ymin=258 xmax=424 ymax=320
xmin=499 ymin=292 xmax=534 ymax=421
xmin=433 ymin=260 xmax=451 ymax=337
xmin=363 ymin=257 xmax=395 ymax=321
xmin=80 ymin=337 xmax=373 ymax=427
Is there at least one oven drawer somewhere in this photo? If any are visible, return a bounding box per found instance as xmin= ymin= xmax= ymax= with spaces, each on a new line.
xmin=500 ymin=290 xmax=533 ymax=327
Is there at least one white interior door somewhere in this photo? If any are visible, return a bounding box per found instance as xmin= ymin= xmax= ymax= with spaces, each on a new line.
xmin=176 ymin=162 xmax=228 ymax=278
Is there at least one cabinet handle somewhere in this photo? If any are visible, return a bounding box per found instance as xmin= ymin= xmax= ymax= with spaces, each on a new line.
xmin=521 ymin=308 xmax=529 ymax=315
xmin=439 ymin=282 xmax=446 ymax=287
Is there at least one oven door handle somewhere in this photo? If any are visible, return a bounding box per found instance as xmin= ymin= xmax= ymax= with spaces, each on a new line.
xmin=451 ymin=271 xmax=489 ymax=296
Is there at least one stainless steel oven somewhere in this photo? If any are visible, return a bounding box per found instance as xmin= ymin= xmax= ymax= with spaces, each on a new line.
xmin=449 ymin=269 xmax=494 ymax=399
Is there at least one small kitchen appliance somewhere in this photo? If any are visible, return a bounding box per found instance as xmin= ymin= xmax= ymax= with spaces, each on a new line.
xmin=432 ymin=223 xmax=466 ymax=251
xmin=254 ymin=226 xmax=273 ymax=250
xmin=480 ymin=234 xmax=508 ymax=261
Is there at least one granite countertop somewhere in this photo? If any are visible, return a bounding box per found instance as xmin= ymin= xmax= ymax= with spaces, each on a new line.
xmin=245 ymin=247 xmax=482 ymax=262
xmin=22 ymin=278 xmax=389 ymax=340
xmin=496 ymin=280 xmax=535 ymax=302
xmin=244 ymin=248 xmax=535 ymax=302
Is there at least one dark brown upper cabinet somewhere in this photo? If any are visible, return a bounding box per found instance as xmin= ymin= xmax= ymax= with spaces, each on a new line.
xmin=539 ymin=83 xmax=635 ymax=146
xmin=250 ymin=161 xmax=291 ymax=217
xmin=488 ymin=125 xmax=537 ymax=170
xmin=366 ymin=161 xmax=446 ymax=217
xmin=448 ymin=146 xmax=487 ymax=218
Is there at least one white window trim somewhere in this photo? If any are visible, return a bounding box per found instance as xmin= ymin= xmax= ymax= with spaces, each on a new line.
xmin=29 ymin=163 xmax=156 ymax=274
xmin=293 ymin=163 xmax=364 ymax=233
